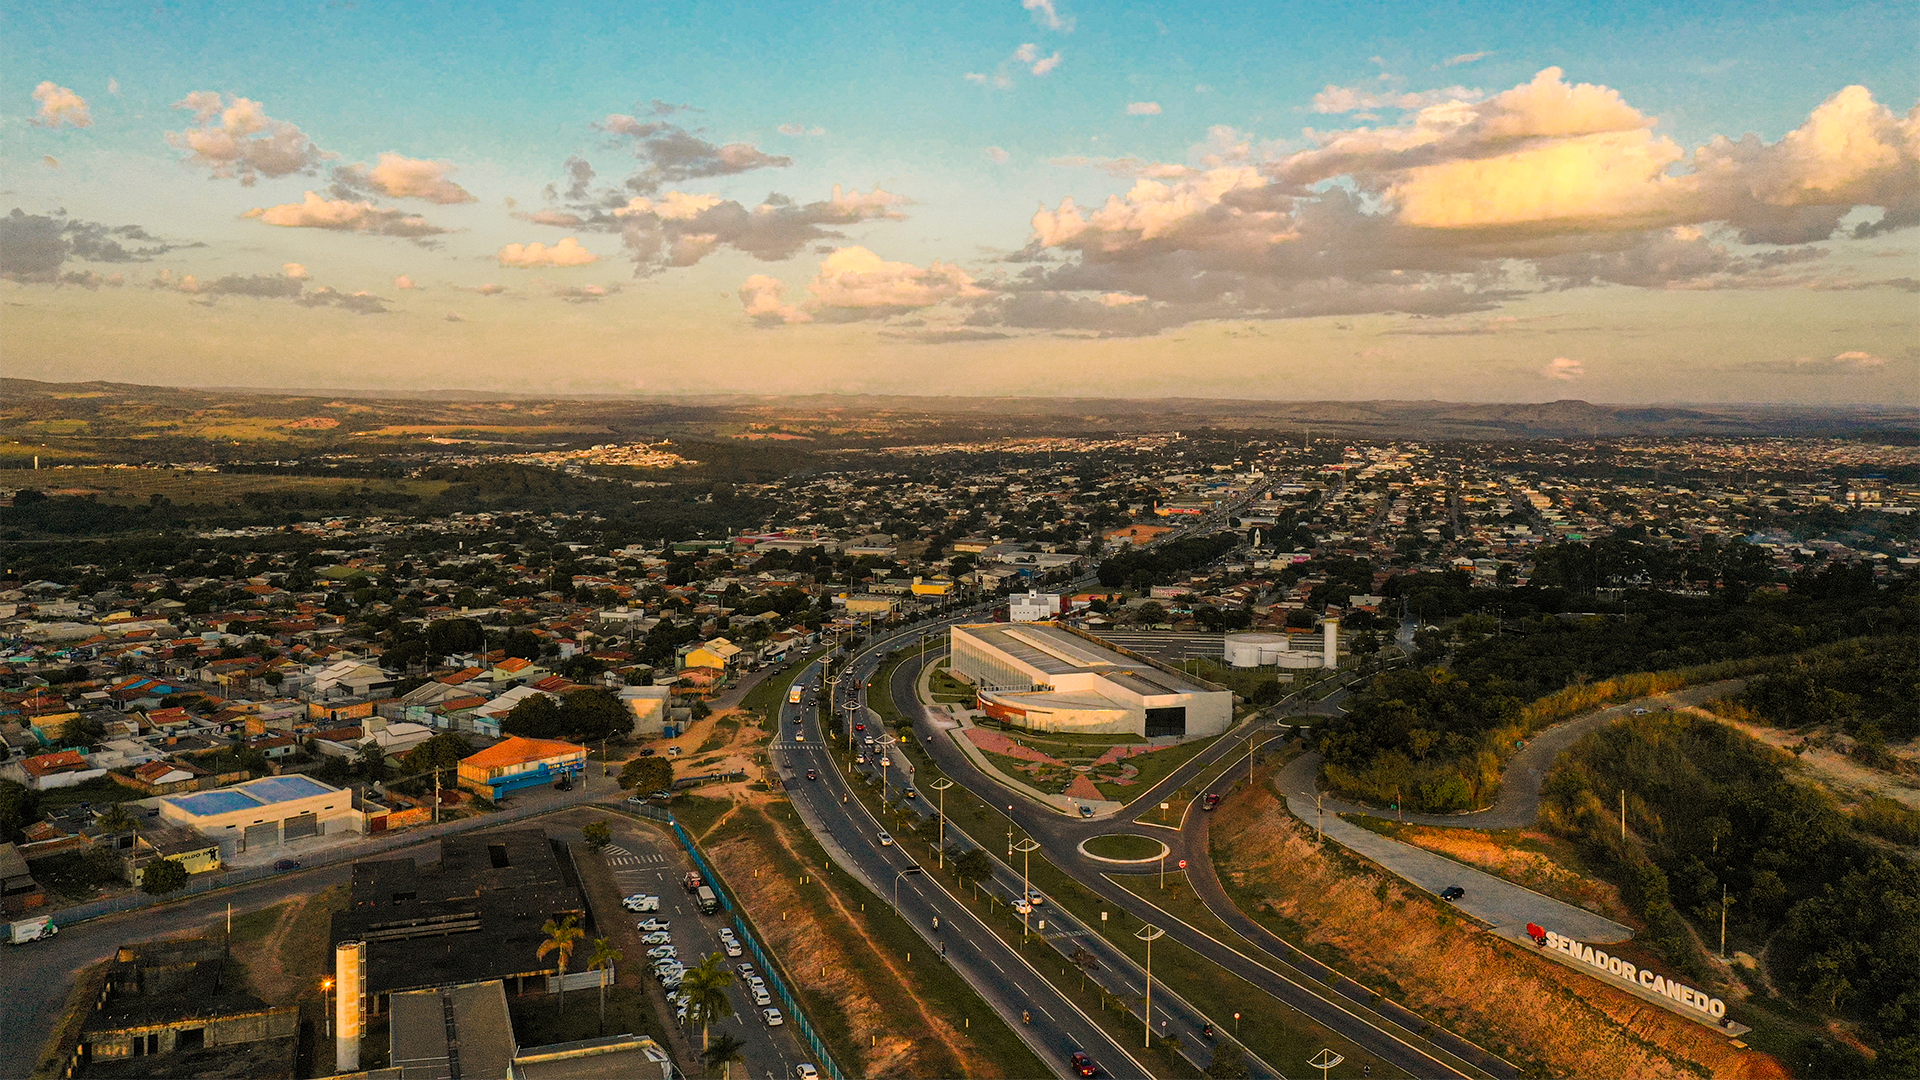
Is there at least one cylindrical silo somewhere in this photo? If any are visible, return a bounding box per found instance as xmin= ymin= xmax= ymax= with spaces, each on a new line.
xmin=335 ymin=940 xmax=366 ymax=1073
xmin=1322 ymin=617 xmax=1340 ymax=669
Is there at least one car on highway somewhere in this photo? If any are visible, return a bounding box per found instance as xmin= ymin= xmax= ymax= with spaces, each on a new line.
xmin=904 ymin=788 xmax=917 ymax=799
xmin=1070 ymin=1050 xmax=1099 ymax=1077
xmin=642 ymin=931 xmax=672 ymax=945
xmin=806 ymin=768 xmax=818 ymax=781
xmin=1012 ymin=901 xmax=1033 ymax=916
xmin=763 ymin=1007 xmax=785 ymax=1027
xmin=1024 ymin=888 xmax=1045 ymax=906
xmin=636 ymin=918 xmax=670 ymax=932
xmin=855 ymin=754 xmax=867 ymax=765
xmin=795 ymin=1065 xmax=819 ymax=1080
xmin=753 ymin=985 xmax=772 ymax=1006
xmin=880 ymin=756 xmax=891 ymax=768
xmin=795 ymin=732 xmax=806 ymax=741
xmin=877 ymin=831 xmax=894 ymax=846
xmin=1439 ymin=885 xmax=1466 ymax=902
xmin=854 ymin=723 xmax=865 ymax=732
xmin=624 ymin=894 xmax=660 ymax=912
xmin=1203 ymin=793 xmax=1222 ymax=811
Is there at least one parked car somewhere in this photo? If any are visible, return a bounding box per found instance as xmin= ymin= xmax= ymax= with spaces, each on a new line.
xmin=1202 ymin=793 xmax=1222 ymax=811
xmin=1079 ymin=804 xmax=1095 ymax=818
xmin=722 ymin=939 xmax=743 ymax=957
xmin=796 ymin=1065 xmax=819 ymax=1080
xmin=647 ymin=944 xmax=678 ymax=959
xmin=642 ymin=932 xmax=672 ymax=945
xmin=762 ymin=1007 xmax=785 ymax=1027
xmin=623 ymin=894 xmax=660 ymax=913
xmin=273 ymin=859 xmax=300 ymax=871
xmin=753 ymin=986 xmax=772 ymax=1006
xmin=638 ymin=747 xmax=657 ymax=756
xmin=1439 ymin=885 xmax=1466 ymax=902
xmin=637 ymin=918 xmax=670 ymax=932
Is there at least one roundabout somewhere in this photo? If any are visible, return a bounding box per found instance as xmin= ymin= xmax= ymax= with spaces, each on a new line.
xmin=1077 ymin=832 xmax=1169 ymax=863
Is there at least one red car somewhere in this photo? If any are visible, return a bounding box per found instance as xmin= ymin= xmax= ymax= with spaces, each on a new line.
xmin=855 ymin=723 xmax=865 ymax=732
xmin=806 ymin=769 xmax=819 ymax=781
xmin=1202 ymin=793 xmax=1222 ymax=811
xmin=1069 ymin=1051 xmax=1098 ymax=1077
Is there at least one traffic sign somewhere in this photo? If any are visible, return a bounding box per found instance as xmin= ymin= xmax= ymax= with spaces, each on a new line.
xmin=1178 ymin=859 xmax=1187 ymax=869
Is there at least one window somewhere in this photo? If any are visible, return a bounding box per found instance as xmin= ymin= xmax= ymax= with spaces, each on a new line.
xmin=1144 ymin=706 xmax=1186 ymax=739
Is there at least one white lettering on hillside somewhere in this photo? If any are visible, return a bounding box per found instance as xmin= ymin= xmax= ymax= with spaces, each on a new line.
xmin=1542 ymin=931 xmax=1727 ymax=1020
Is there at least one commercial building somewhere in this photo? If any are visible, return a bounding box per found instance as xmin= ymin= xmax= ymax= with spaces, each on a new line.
xmin=157 ymin=774 xmax=357 ymax=857
xmin=456 ymin=736 xmax=587 ymax=801
xmin=1007 ymin=590 xmax=1062 ymax=623
xmin=949 ymin=623 xmax=1232 ymax=739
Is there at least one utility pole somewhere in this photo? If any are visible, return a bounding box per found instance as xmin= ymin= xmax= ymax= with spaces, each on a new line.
xmin=1720 ymin=884 xmax=1733 ymax=960
xmin=1300 ymin=788 xmax=1326 ymax=843
xmin=1135 ymin=923 xmax=1164 ymax=1048
xmin=1621 ymin=789 xmax=1627 ymax=842
xmin=931 ymin=778 xmax=953 ymax=868
xmin=1015 ymin=838 xmax=1040 ymax=940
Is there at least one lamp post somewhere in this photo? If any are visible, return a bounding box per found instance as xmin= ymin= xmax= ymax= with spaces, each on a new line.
xmin=1300 ymin=788 xmax=1326 ymax=843
xmin=1135 ymin=923 xmax=1164 ymax=1048
xmin=322 ymin=977 xmax=333 ymax=1039
xmin=1007 ymin=805 xmax=1016 ymax=858
xmin=930 ymin=778 xmax=953 ymax=867
xmin=1014 ymin=838 xmax=1040 ymax=939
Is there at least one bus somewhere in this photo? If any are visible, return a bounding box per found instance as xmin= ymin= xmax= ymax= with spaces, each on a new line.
xmin=788 ymin=685 xmax=803 ymax=705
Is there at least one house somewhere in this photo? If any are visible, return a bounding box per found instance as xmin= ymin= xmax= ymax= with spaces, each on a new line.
xmin=10 ymin=748 xmax=107 ymax=790
xmin=678 ymin=637 xmax=742 ymax=672
xmin=471 ymin=684 xmax=557 ymax=722
xmin=126 ymin=823 xmax=223 ymax=887
xmin=308 ymin=660 xmax=395 ymax=700
xmin=0 ymin=841 xmax=45 ymax=915
xmin=456 ymin=736 xmax=586 ymax=801
xmin=486 ymin=657 xmax=549 ymax=687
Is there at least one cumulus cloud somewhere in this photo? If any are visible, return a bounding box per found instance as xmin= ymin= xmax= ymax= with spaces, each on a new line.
xmin=244 ymin=192 xmax=449 ymax=238
xmin=497 ymin=237 xmax=599 ymax=268
xmin=167 ymin=92 xmax=330 ymax=184
xmin=986 ymin=146 xmax=1011 ymax=164
xmin=971 ymin=44 xmax=1061 ymax=87
xmin=1 ymin=209 xmax=182 ymax=281
xmin=979 ymin=68 xmax=1920 ymax=337
xmin=552 ymin=283 xmax=621 ymax=303
xmin=297 ymin=286 xmax=390 ymax=314
xmin=393 ymin=274 xmax=419 ymax=289
xmin=332 ymin=152 xmax=476 ymax=204
xmin=598 ymin=114 xmax=791 ymax=194
xmin=142 ymin=266 xmax=387 ymax=314
xmin=282 ymin=262 xmax=309 ymax=279
xmin=778 ymin=123 xmax=827 ymax=137
xmin=1014 ymin=43 xmax=1061 ymax=76
xmin=1023 ymin=0 xmax=1073 ymax=32
xmin=741 ymin=246 xmax=990 ymax=324
xmin=1126 ymin=102 xmax=1162 ymax=116
xmin=1542 ymin=357 xmax=1584 ymax=380
xmin=31 ymin=82 xmax=91 ymax=128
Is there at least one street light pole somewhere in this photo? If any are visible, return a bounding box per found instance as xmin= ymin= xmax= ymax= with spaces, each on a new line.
xmin=931 ymin=778 xmax=953 ymax=868
xmin=1014 ymin=838 xmax=1040 ymax=940
xmin=1300 ymin=788 xmax=1326 ymax=843
xmin=1135 ymin=923 xmax=1164 ymax=1049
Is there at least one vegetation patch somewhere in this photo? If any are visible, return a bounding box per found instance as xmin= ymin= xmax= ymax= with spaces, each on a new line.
xmin=1081 ymin=833 xmax=1168 ymax=861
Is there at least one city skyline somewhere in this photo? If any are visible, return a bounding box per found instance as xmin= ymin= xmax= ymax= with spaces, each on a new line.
xmin=4 ymin=0 xmax=1916 ymax=404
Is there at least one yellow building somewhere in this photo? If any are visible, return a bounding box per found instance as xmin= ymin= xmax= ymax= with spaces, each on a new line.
xmin=910 ymin=577 xmax=955 ymax=597
xmin=129 ymin=824 xmax=223 ymax=886
xmin=680 ymin=637 xmax=743 ymax=671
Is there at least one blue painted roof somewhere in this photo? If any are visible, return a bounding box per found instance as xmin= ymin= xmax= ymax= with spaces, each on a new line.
xmin=169 ymin=789 xmax=263 ymax=816
xmin=164 ymin=774 xmax=340 ymax=817
xmin=239 ymin=774 xmax=334 ymax=802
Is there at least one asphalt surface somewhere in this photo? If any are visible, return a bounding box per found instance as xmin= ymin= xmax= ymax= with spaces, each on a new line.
xmin=772 ymin=626 xmax=1161 ymax=1080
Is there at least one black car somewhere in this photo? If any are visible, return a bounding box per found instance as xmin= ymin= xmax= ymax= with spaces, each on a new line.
xmin=273 ymin=858 xmax=300 ymax=871
xmin=1069 ymin=1051 xmax=1098 ymax=1077
xmin=1439 ymin=885 xmax=1465 ymax=902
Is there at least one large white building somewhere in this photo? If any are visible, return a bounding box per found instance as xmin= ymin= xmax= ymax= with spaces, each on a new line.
xmin=158 ymin=774 xmax=359 ymax=856
xmin=949 ymin=623 xmax=1232 ymax=739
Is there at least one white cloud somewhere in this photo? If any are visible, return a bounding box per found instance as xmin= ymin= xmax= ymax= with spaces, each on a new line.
xmin=31 ymin=82 xmax=91 ymax=128
xmin=741 ymin=247 xmax=990 ymax=324
xmin=335 ymin=152 xmax=476 ymax=204
xmin=740 ymin=274 xmax=810 ymax=324
xmin=1310 ymin=83 xmax=1482 ymax=114
xmin=778 ymin=123 xmax=827 ymax=137
xmin=1126 ymin=102 xmax=1162 ymax=116
xmin=1014 ymin=43 xmax=1061 ymax=76
xmin=282 ymin=262 xmax=309 ymax=279
xmin=167 ymin=92 xmax=330 ymax=184
xmin=107 ymin=77 xmax=120 ymax=95
xmin=1023 ymin=0 xmax=1074 ymax=32
xmin=497 ymin=237 xmax=598 ymax=268
xmin=986 ymin=146 xmax=1011 ymax=164
xmin=394 ymin=274 xmax=419 ymax=290
xmin=613 ymin=191 xmax=726 ymax=221
xmin=244 ymin=192 xmax=448 ymax=237
xmin=1445 ymin=51 xmax=1492 ymax=67
xmin=1543 ymin=357 xmax=1584 ymax=380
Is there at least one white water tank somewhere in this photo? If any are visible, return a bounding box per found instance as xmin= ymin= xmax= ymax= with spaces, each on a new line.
xmin=335 ymin=940 xmax=366 ymax=1073
xmin=1224 ymin=632 xmax=1291 ymax=668
xmin=1322 ymin=617 xmax=1340 ymax=669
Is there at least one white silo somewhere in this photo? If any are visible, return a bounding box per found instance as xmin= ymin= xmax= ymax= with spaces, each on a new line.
xmin=335 ymin=939 xmax=366 ymax=1073
xmin=1225 ymin=632 xmax=1290 ymax=668
xmin=1322 ymin=617 xmax=1340 ymax=669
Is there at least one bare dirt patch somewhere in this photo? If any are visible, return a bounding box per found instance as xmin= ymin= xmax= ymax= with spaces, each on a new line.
xmin=244 ymin=883 xmax=349 ymax=1005
xmin=1694 ymin=705 xmax=1920 ymax=811
xmin=1216 ymin=771 xmax=1787 ymax=1080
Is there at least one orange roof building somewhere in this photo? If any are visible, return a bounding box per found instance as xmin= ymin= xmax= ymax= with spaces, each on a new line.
xmin=456 ymin=736 xmax=587 ymax=801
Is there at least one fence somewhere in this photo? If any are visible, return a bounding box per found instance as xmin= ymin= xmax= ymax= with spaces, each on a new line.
xmin=48 ymin=782 xmax=613 ymax=928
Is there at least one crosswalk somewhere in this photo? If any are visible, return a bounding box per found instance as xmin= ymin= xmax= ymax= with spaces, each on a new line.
xmin=605 ymin=843 xmax=668 ymax=870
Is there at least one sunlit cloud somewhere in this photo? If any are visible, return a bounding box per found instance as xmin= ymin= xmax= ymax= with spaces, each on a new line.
xmin=167 ymin=92 xmax=330 ymax=184
xmin=497 ymin=237 xmax=599 ymax=268
xmin=333 ymin=153 xmax=476 ymax=204
xmin=245 ymin=192 xmax=449 ymax=238
xmin=1542 ymin=356 xmax=1584 ymax=380
xmin=31 ymin=82 xmax=91 ymax=128
xmin=1126 ymin=102 xmax=1162 ymax=116
xmin=1023 ymin=0 xmax=1074 ymax=33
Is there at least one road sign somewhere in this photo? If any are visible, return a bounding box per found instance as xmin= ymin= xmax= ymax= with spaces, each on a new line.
xmin=1178 ymin=859 xmax=1187 ymax=870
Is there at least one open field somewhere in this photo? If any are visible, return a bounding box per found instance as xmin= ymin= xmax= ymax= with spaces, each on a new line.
xmin=1 ymin=465 xmax=449 ymax=505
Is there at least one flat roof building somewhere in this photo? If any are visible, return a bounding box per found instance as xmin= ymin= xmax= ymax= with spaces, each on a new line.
xmin=157 ymin=774 xmax=357 ymax=857
xmin=949 ymin=623 xmax=1232 ymax=740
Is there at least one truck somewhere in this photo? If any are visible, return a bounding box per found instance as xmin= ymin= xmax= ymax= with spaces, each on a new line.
xmin=695 ymin=885 xmax=720 ymax=915
xmin=788 ymin=685 xmax=803 ymax=705
xmin=9 ymin=916 xmax=57 ymax=945
xmin=683 ymin=871 xmax=704 ymax=893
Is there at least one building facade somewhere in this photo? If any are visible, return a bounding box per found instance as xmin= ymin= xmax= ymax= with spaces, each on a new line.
xmin=949 ymin=623 xmax=1232 ymax=739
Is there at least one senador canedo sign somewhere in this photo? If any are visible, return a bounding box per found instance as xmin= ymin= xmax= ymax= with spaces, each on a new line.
xmin=1539 ymin=930 xmax=1728 ymax=1020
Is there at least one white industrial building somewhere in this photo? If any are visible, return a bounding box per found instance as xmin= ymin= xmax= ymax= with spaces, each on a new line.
xmin=949 ymin=623 xmax=1232 ymax=739
xmin=1225 ymin=619 xmax=1341 ymax=670
xmin=158 ymin=774 xmax=358 ymax=857
xmin=1007 ymin=590 xmax=1063 ymax=623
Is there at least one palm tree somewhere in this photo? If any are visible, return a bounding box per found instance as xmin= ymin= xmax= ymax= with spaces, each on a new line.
xmin=585 ymin=937 xmax=622 ymax=1033
xmin=703 ymin=1032 xmax=746 ymax=1080
xmin=680 ymin=952 xmax=736 ymax=1054
xmin=95 ymin=803 xmax=138 ymax=839
xmin=536 ymin=915 xmax=586 ymax=1019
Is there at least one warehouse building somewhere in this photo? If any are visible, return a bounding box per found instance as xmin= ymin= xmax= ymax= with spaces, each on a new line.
xmin=456 ymin=736 xmax=586 ymax=801
xmin=949 ymin=623 xmax=1232 ymax=739
xmin=157 ymin=774 xmax=357 ymax=857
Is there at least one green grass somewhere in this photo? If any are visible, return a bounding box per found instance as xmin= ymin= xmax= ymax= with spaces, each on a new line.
xmin=35 ymin=775 xmax=147 ymax=810
xmin=739 ymin=648 xmax=826 ymax=720
xmin=1092 ymin=734 xmax=1224 ymax=804
xmin=1083 ymin=834 xmax=1168 ymax=861
xmin=669 ymin=794 xmax=734 ymax=838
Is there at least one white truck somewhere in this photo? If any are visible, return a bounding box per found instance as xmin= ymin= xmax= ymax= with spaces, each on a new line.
xmin=9 ymin=916 xmax=58 ymax=945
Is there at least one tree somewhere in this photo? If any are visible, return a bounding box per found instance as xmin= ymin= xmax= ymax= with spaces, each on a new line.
xmin=582 ymin=820 xmax=612 ymax=851
xmin=141 ymin=857 xmax=188 ymax=896
xmin=585 ymin=937 xmax=623 ymax=1033
xmin=536 ymin=915 xmax=585 ymax=1018
xmin=404 ymin=731 xmax=472 ymax=778
xmin=94 ymin=802 xmax=138 ymax=837
xmin=1070 ymin=945 xmax=1100 ymax=992
xmin=0 ymin=781 xmax=40 ymax=845
xmin=355 ymin=742 xmax=389 ymax=781
xmin=703 ymin=1032 xmax=746 ymax=1080
xmin=620 ymin=756 xmax=674 ymax=794
xmin=681 ymin=952 xmax=737 ymax=1054
xmin=1205 ymin=1041 xmax=1251 ymax=1079
xmin=953 ymin=848 xmax=993 ymax=899
xmin=502 ymin=692 xmax=566 ymax=739
xmin=562 ymin=687 xmax=627 ymax=743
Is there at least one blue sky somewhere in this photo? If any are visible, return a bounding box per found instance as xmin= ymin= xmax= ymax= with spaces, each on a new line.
xmin=4 ymin=1 xmax=1916 ymax=403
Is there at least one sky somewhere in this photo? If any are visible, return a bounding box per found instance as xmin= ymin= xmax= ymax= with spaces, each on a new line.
xmin=3 ymin=0 xmax=1917 ymax=405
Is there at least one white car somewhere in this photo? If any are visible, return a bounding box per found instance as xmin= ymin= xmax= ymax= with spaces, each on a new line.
xmin=880 ymin=757 xmax=892 ymax=768
xmin=623 ymin=894 xmax=660 ymax=913
xmin=1013 ymin=901 xmax=1033 ymax=916
xmin=642 ymin=932 xmax=672 ymax=945
xmin=722 ymin=939 xmax=743 ymax=957
xmin=856 ymin=755 xmax=867 ymax=765
xmin=753 ymin=986 xmax=772 ymax=1006
xmin=877 ymin=831 xmax=893 ymax=846
xmin=796 ymin=1066 xmax=819 ymax=1080
xmin=647 ymin=944 xmax=678 ymax=959
xmin=637 ymin=918 xmax=670 ymax=932
xmin=763 ymin=1007 xmax=785 ymax=1027
xmin=1024 ymin=888 xmax=1045 ymax=906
